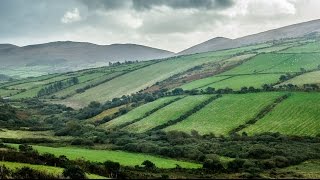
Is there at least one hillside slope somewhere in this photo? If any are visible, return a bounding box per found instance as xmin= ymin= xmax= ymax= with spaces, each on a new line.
xmin=179 ymin=19 xmax=320 ymax=55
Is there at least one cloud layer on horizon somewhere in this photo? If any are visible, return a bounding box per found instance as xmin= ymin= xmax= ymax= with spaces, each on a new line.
xmin=1 ymin=0 xmax=320 ymax=52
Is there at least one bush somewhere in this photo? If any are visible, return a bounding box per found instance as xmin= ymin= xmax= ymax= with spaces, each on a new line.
xmin=63 ymin=165 xmax=86 ymax=179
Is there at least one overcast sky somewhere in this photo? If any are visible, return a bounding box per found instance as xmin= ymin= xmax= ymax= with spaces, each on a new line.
xmin=1 ymin=0 xmax=320 ymax=52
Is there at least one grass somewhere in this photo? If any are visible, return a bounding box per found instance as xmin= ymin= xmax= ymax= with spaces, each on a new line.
xmin=87 ymin=104 xmax=127 ymax=123
xmin=7 ymin=144 xmax=201 ymax=169
xmin=278 ymin=70 xmax=320 ymax=87
xmin=0 ymin=161 xmax=107 ymax=179
xmin=100 ymin=96 xmax=180 ymax=130
xmin=180 ymin=76 xmax=230 ymax=90
xmin=0 ymin=89 xmax=20 ymax=97
xmin=124 ymin=95 xmax=212 ymax=133
xmin=241 ymin=92 xmax=320 ymax=136
xmin=52 ymin=72 xmax=123 ymax=98
xmin=165 ymin=93 xmax=283 ymax=136
xmin=221 ymin=53 xmax=320 ymax=75
xmin=281 ymin=41 xmax=320 ymax=53
xmin=66 ymin=55 xmax=226 ymax=105
xmin=279 ymin=160 xmax=320 ymax=179
xmin=200 ymin=74 xmax=281 ymax=90
xmin=0 ymin=129 xmax=72 ymax=141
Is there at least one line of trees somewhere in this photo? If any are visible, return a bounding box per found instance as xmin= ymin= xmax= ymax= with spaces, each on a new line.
xmin=37 ymin=77 xmax=79 ymax=97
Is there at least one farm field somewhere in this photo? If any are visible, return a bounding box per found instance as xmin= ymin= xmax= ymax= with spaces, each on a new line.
xmin=179 ymin=76 xmax=230 ymax=90
xmin=0 ymin=129 xmax=72 ymax=141
xmin=0 ymin=161 xmax=107 ymax=179
xmin=52 ymin=72 xmax=123 ymax=98
xmin=278 ymin=160 xmax=320 ymax=179
xmin=87 ymin=104 xmax=127 ymax=123
xmin=278 ymin=70 xmax=320 ymax=87
xmin=100 ymin=96 xmax=180 ymax=130
xmin=7 ymin=144 xmax=201 ymax=169
xmin=221 ymin=53 xmax=320 ymax=75
xmin=124 ymin=95 xmax=212 ymax=133
xmin=281 ymin=41 xmax=320 ymax=53
xmin=164 ymin=93 xmax=283 ymax=136
xmin=200 ymin=74 xmax=281 ymax=90
xmin=66 ymin=55 xmax=226 ymax=105
xmin=241 ymin=92 xmax=320 ymax=136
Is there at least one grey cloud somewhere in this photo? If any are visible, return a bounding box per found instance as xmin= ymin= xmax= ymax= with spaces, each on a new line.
xmin=132 ymin=0 xmax=234 ymax=10
xmin=80 ymin=0 xmax=235 ymax=11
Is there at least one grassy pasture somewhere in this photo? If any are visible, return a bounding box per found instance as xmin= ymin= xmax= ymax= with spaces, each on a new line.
xmin=241 ymin=92 xmax=320 ymax=136
xmin=7 ymin=144 xmax=201 ymax=169
xmin=221 ymin=53 xmax=320 ymax=75
xmin=87 ymin=104 xmax=127 ymax=123
xmin=0 ymin=161 xmax=107 ymax=179
xmin=66 ymin=55 xmax=226 ymax=105
xmin=165 ymin=93 xmax=283 ymax=136
xmin=278 ymin=71 xmax=320 ymax=87
xmin=100 ymin=96 xmax=179 ymax=130
xmin=0 ymin=129 xmax=72 ymax=141
xmin=124 ymin=95 xmax=212 ymax=133
xmin=281 ymin=41 xmax=320 ymax=53
xmin=0 ymin=89 xmax=20 ymax=97
xmin=52 ymin=72 xmax=123 ymax=98
xmin=200 ymin=74 xmax=281 ymax=90
xmin=278 ymin=160 xmax=320 ymax=179
xmin=180 ymin=76 xmax=230 ymax=90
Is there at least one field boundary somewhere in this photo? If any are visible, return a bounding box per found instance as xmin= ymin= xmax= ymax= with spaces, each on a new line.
xmin=114 ymin=96 xmax=185 ymax=130
xmin=148 ymin=95 xmax=222 ymax=132
xmin=228 ymin=93 xmax=290 ymax=135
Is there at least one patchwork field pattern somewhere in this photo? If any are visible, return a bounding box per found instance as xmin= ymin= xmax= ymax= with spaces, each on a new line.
xmin=241 ymin=92 xmax=320 ymax=136
xmin=124 ymin=95 xmax=212 ymax=133
xmin=164 ymin=93 xmax=283 ymax=136
xmin=100 ymin=96 xmax=180 ymax=130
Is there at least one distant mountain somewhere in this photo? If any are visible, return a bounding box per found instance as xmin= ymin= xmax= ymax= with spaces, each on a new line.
xmin=0 ymin=44 xmax=19 ymax=50
xmin=0 ymin=41 xmax=174 ymax=69
xmin=179 ymin=19 xmax=320 ymax=55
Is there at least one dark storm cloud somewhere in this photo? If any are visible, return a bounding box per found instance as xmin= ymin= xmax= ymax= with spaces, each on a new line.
xmin=80 ymin=0 xmax=235 ymax=11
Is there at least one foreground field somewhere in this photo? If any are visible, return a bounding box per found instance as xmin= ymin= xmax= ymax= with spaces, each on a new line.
xmin=242 ymin=92 xmax=320 ymax=136
xmin=8 ymin=144 xmax=201 ymax=169
xmin=0 ymin=161 xmax=106 ymax=179
xmin=124 ymin=95 xmax=212 ymax=133
xmin=165 ymin=93 xmax=283 ymax=135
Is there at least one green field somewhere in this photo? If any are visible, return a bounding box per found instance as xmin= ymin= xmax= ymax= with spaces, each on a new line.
xmin=242 ymin=92 xmax=320 ymax=136
xmin=281 ymin=41 xmax=320 ymax=53
xmin=165 ymin=93 xmax=283 ymax=136
xmin=0 ymin=161 xmax=106 ymax=179
xmin=66 ymin=55 xmax=226 ymax=105
xmin=0 ymin=129 xmax=72 ymax=141
xmin=8 ymin=144 xmax=201 ymax=169
xmin=221 ymin=53 xmax=320 ymax=75
xmin=100 ymin=96 xmax=180 ymax=130
xmin=279 ymin=160 xmax=320 ymax=179
xmin=180 ymin=76 xmax=230 ymax=90
xmin=202 ymin=74 xmax=280 ymax=90
xmin=279 ymin=71 xmax=320 ymax=87
xmin=124 ymin=95 xmax=212 ymax=133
